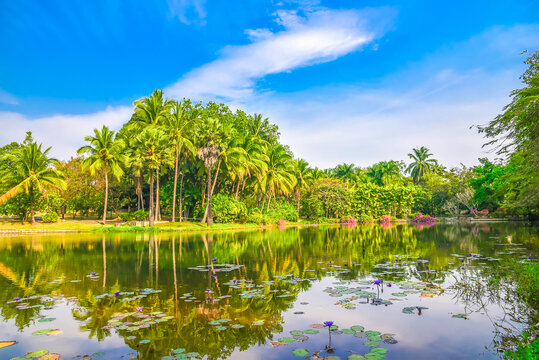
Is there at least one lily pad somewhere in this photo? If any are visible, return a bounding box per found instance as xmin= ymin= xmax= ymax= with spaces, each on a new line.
xmin=38 ymin=318 xmax=56 ymax=323
xmin=452 ymin=313 xmax=469 ymax=319
xmin=293 ymin=335 xmax=309 ymax=342
xmin=351 ymin=325 xmax=364 ymax=332
xmin=139 ymin=339 xmax=151 ymax=344
xmin=173 ymin=349 xmax=185 ymax=354
xmin=278 ymin=337 xmax=296 ymax=343
xmin=365 ymin=331 xmax=381 ymax=336
xmin=370 ymin=348 xmax=388 ymax=354
xmin=365 ymin=353 xmax=385 ymax=360
xmin=290 ymin=330 xmax=304 ymax=335
xmin=364 ymin=340 xmax=380 ymax=347
xmin=303 ymin=329 xmax=319 ymax=334
xmin=292 ymin=349 xmax=309 ymax=356
xmin=342 ymin=329 xmax=355 ymax=334
xmin=348 ymin=355 xmax=366 ymax=360
xmin=231 ymin=324 xmax=245 ymax=329
xmin=310 ymin=324 xmax=324 ymax=328
xmin=391 ymin=293 xmax=407 ymax=297
xmin=38 ymin=354 xmax=60 ymax=360
xmin=25 ymin=350 xmax=48 ymax=357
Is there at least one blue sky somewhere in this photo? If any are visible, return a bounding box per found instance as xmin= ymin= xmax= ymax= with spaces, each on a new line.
xmin=1 ymin=0 xmax=538 ymax=167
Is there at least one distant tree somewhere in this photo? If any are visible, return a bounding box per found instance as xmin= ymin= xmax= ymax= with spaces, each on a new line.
xmin=406 ymin=146 xmax=437 ymax=184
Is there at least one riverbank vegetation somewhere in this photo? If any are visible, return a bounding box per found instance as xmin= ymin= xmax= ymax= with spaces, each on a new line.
xmin=0 ymin=51 xmax=537 ymax=226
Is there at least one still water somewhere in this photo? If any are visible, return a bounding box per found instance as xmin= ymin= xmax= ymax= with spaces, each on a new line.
xmin=0 ymin=223 xmax=537 ymax=360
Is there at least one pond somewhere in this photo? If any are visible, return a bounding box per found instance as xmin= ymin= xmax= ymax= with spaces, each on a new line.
xmin=0 ymin=223 xmax=537 ymax=360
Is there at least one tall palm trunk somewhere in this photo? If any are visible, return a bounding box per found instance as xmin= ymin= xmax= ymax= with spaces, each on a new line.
xmin=203 ymin=166 xmax=213 ymax=225
xmin=155 ymin=168 xmax=161 ymax=221
xmin=202 ymin=159 xmax=221 ymax=222
xmin=172 ymin=142 xmax=179 ymax=222
xmin=235 ymin=178 xmax=241 ymax=199
xmin=179 ymin=172 xmax=184 ymax=222
xmin=29 ymin=186 xmax=35 ymax=225
xmin=103 ymin=164 xmax=108 ymax=223
xmin=297 ymin=189 xmax=301 ymax=213
xmin=149 ymin=169 xmax=155 ymax=226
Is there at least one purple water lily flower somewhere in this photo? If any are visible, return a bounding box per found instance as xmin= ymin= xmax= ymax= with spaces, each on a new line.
xmin=212 ymin=258 xmax=217 ymax=262
xmin=461 ymin=259 xmax=464 ymax=262
xmin=206 ymin=288 xmax=211 ymax=292
xmin=387 ymin=283 xmax=392 ymax=287
xmin=114 ymin=292 xmax=120 ymax=297
xmin=323 ymin=321 xmax=334 ymax=327
xmin=136 ymin=307 xmax=143 ymax=312
xmin=14 ymin=297 xmax=21 ymax=301
xmin=233 ymin=280 xmax=237 ymax=284
xmin=373 ymin=280 xmax=382 ymax=285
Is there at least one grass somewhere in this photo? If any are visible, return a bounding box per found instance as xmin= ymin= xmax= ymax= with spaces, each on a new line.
xmin=0 ymin=219 xmax=319 ymax=233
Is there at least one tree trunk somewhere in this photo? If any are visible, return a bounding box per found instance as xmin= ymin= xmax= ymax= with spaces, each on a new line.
xmin=172 ymin=142 xmax=180 ymax=222
xmin=149 ymin=169 xmax=155 ymax=227
xmin=155 ymin=168 xmax=161 ymax=221
xmin=297 ymin=190 xmax=301 ymax=213
xmin=179 ymin=172 xmax=184 ymax=222
xmin=103 ymin=164 xmax=108 ymax=223
xmin=202 ymin=159 xmax=221 ymax=222
xmin=235 ymin=178 xmax=241 ymax=199
xmin=29 ymin=186 xmax=35 ymax=225
xmin=266 ymin=192 xmax=272 ymax=212
xmin=202 ymin=166 xmax=213 ymax=225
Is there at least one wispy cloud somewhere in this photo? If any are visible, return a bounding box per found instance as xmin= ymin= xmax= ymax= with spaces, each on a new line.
xmin=166 ymin=0 xmax=207 ymax=26
xmin=0 ymin=106 xmax=131 ymax=158
xmin=166 ymin=7 xmax=394 ymax=101
xmin=0 ymin=88 xmax=19 ymax=105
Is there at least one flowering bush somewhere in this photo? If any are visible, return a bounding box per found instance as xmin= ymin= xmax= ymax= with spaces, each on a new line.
xmin=380 ymin=215 xmax=391 ymax=224
xmin=470 ymin=209 xmax=478 ymax=216
xmin=480 ymin=209 xmax=489 ymax=217
xmin=412 ymin=213 xmax=437 ymax=223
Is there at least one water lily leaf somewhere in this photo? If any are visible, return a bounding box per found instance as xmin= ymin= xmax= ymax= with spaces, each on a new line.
xmin=452 ymin=314 xmax=469 ymax=319
xmin=292 ymin=349 xmax=309 ymax=356
xmin=348 ymin=355 xmax=366 ymax=360
xmin=327 ymin=356 xmax=342 ymax=360
xmin=365 ymin=353 xmax=385 ymax=360
xmin=173 ymin=349 xmax=185 ymax=354
xmin=139 ymin=339 xmax=150 ymax=344
xmin=252 ymin=320 xmax=264 ymax=326
xmin=215 ymin=326 xmax=227 ymax=331
xmin=364 ymin=340 xmax=380 ymax=347
xmin=278 ymin=337 xmax=296 ymax=343
xmin=303 ymin=329 xmax=319 ymax=334
xmin=208 ymin=320 xmax=221 ymax=325
xmin=391 ymin=293 xmax=407 ymax=297
xmin=25 ymin=350 xmax=48 ymax=357
xmin=310 ymin=324 xmax=324 ymax=328
xmin=231 ymin=324 xmax=245 ymax=329
xmin=370 ymin=348 xmax=388 ymax=354
xmin=290 ymin=330 xmax=304 ymax=335
xmin=271 ymin=341 xmax=289 ymax=347
xmin=38 ymin=318 xmax=56 ymax=323
xmin=293 ymin=335 xmax=309 ymax=342
xmin=342 ymin=329 xmax=355 ymax=334
xmin=351 ymin=325 xmax=364 ymax=332
xmin=365 ymin=331 xmax=381 ymax=336
xmin=38 ymin=354 xmax=60 ymax=360
xmin=368 ymin=336 xmax=382 ymax=342
xmin=354 ymin=332 xmax=367 ymax=338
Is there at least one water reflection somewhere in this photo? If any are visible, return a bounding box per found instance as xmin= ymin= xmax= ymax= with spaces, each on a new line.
xmin=0 ymin=223 xmax=537 ymax=359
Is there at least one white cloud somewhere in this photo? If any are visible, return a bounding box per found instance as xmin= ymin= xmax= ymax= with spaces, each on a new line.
xmin=166 ymin=8 xmax=393 ymax=101
xmin=0 ymin=106 xmax=132 ymax=159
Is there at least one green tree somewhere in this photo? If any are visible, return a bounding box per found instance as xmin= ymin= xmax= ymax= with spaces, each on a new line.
xmin=294 ymin=159 xmax=312 ymax=212
xmin=78 ymin=126 xmax=126 ymax=223
xmin=405 ymin=146 xmax=437 ymax=184
xmin=0 ymin=135 xmax=66 ymax=224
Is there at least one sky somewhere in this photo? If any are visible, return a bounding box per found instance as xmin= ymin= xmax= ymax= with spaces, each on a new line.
xmin=0 ymin=0 xmax=538 ymax=168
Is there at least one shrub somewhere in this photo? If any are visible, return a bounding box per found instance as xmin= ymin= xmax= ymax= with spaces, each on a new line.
xmin=133 ymin=210 xmax=149 ymax=221
xmin=119 ymin=212 xmax=134 ymax=222
xmin=246 ymin=210 xmax=271 ymax=225
xmin=42 ymin=211 xmax=59 ymax=223
xmin=211 ymin=194 xmax=247 ymax=223
xmin=267 ymin=202 xmax=299 ymax=222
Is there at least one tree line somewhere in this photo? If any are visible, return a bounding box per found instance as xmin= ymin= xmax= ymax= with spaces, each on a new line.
xmin=0 ymin=51 xmax=537 ymax=223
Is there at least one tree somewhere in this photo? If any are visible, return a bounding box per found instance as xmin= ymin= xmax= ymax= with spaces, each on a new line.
xmin=0 ymin=134 xmax=66 ymax=224
xmin=262 ymin=144 xmax=296 ymax=211
xmin=405 ymin=146 xmax=437 ymax=184
xmin=294 ymin=159 xmax=312 ymax=212
xmin=164 ymin=99 xmax=197 ymax=222
xmin=78 ymin=126 xmax=126 ymax=223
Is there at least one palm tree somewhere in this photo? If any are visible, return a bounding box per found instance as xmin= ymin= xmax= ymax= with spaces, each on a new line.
xmin=131 ymin=89 xmax=173 ymax=127
xmin=294 ymin=159 xmax=312 ymax=212
xmin=134 ymin=127 xmax=168 ymax=226
xmin=196 ymin=118 xmax=224 ymax=226
xmin=0 ymin=137 xmax=66 ymax=224
xmin=164 ymin=99 xmax=197 ymax=222
xmin=368 ymin=160 xmax=401 ymax=186
xmin=335 ymin=163 xmax=355 ymax=188
xmin=247 ymin=113 xmax=279 ymax=144
xmin=405 ymin=146 xmax=437 ymax=184
xmin=262 ymin=144 xmax=297 ymax=211
xmin=78 ymin=126 xmax=126 ymax=223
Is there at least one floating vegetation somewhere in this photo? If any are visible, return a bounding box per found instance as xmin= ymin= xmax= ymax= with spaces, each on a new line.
xmin=452 ymin=313 xmax=469 ymax=319
xmin=101 ymin=310 xmax=173 ymax=332
xmin=402 ymin=306 xmax=429 ymax=315
xmin=31 ymin=329 xmax=63 ymax=336
xmin=188 ymin=263 xmax=244 ymax=272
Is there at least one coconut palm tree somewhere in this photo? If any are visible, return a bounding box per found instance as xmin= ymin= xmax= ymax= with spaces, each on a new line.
xmin=134 ymin=127 xmax=168 ymax=226
xmin=131 ymin=89 xmax=173 ymax=127
xmin=247 ymin=113 xmax=279 ymax=144
xmin=164 ymin=99 xmax=197 ymax=222
xmin=196 ymin=118 xmax=224 ymax=226
xmin=368 ymin=160 xmax=402 ymax=186
xmin=405 ymin=146 xmax=437 ymax=184
xmin=263 ymin=144 xmax=297 ymax=211
xmin=335 ymin=163 xmax=355 ymax=188
xmin=294 ymin=159 xmax=312 ymax=212
xmin=78 ymin=126 xmax=126 ymax=223
xmin=0 ymin=137 xmax=66 ymax=224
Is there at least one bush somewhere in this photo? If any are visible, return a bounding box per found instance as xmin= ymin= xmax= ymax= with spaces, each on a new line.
xmin=246 ymin=211 xmax=271 ymax=225
xmin=211 ymin=194 xmax=247 ymax=223
xmin=119 ymin=212 xmax=134 ymax=222
xmin=267 ymin=202 xmax=299 ymax=222
xmin=133 ymin=210 xmax=149 ymax=221
xmin=42 ymin=211 xmax=59 ymax=223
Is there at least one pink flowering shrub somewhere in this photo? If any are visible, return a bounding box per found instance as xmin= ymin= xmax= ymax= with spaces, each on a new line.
xmin=412 ymin=213 xmax=437 ymax=223
xmin=380 ymin=215 xmax=391 ymax=224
